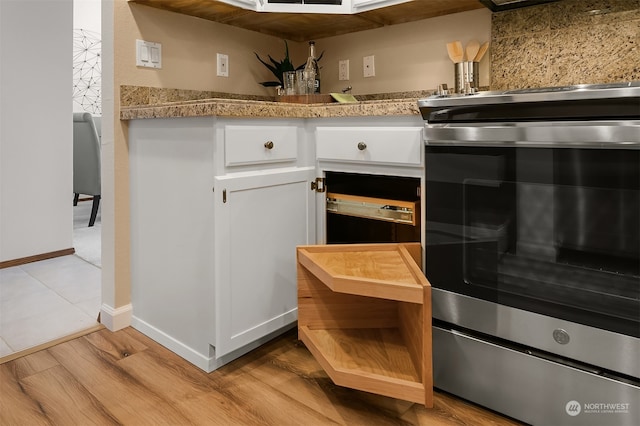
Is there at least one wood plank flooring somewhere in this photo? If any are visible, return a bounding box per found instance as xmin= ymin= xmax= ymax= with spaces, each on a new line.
xmin=0 ymin=327 xmax=523 ymax=425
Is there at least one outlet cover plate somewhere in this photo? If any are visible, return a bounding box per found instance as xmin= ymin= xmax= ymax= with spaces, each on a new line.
xmin=217 ymin=53 xmax=229 ymax=77
xmin=363 ymin=55 xmax=375 ymax=78
xmin=339 ymin=59 xmax=349 ymax=81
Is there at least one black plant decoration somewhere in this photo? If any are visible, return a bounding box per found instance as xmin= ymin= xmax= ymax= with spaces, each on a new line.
xmin=255 ymin=40 xmax=324 ymax=87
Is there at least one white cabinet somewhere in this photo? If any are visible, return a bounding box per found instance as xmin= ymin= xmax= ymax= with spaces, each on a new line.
xmin=301 ymin=117 xmax=431 ymax=406
xmin=220 ymin=0 xmax=350 ymax=14
xmin=219 ymin=0 xmax=258 ymax=9
xmin=312 ymin=117 xmax=424 ymax=247
xmin=220 ymin=0 xmax=410 ymax=14
xmin=129 ymin=117 xmax=312 ymax=372
xmin=261 ymin=0 xmax=350 ymax=13
xmin=214 ymin=167 xmax=316 ymax=356
xmin=128 ymin=114 xmax=424 ymax=373
xmin=351 ymin=0 xmax=410 ymax=12
xmin=129 ymin=117 xmax=217 ymax=371
xmin=214 ymin=120 xmax=314 ymax=357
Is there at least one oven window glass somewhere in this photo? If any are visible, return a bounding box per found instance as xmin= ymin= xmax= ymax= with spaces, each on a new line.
xmin=425 ymin=147 xmax=639 ymax=337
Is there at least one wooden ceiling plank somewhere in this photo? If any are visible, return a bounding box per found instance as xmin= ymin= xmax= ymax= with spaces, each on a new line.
xmin=128 ymin=0 xmax=484 ymax=41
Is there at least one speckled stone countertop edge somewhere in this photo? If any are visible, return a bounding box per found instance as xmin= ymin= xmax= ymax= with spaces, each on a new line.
xmin=120 ymin=95 xmax=424 ymax=120
xmin=120 ymin=97 xmax=423 ymax=120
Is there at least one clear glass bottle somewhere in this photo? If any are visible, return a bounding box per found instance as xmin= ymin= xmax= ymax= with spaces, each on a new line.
xmin=304 ymin=41 xmax=320 ymax=94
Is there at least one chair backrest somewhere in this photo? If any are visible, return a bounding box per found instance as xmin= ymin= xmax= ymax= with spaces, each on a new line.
xmin=73 ymin=112 xmax=101 ymax=196
xmin=92 ymin=115 xmax=101 ymax=140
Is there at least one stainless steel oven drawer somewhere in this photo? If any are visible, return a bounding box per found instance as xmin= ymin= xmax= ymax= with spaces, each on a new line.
xmin=433 ymin=326 xmax=640 ymax=426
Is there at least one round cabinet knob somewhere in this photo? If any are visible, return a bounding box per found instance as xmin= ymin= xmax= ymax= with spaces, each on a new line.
xmin=357 ymin=142 xmax=367 ymax=151
xmin=264 ymin=141 xmax=274 ymax=150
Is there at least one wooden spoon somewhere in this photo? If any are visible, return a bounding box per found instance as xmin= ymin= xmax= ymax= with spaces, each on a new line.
xmin=446 ymin=41 xmax=464 ymax=63
xmin=474 ymin=41 xmax=490 ymax=62
xmin=465 ymin=40 xmax=480 ymax=63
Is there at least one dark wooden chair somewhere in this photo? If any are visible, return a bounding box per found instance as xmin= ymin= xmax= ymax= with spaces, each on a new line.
xmin=73 ymin=112 xmax=101 ymax=227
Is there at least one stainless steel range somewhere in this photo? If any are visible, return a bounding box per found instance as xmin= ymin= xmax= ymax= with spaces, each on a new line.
xmin=418 ymin=82 xmax=640 ymax=426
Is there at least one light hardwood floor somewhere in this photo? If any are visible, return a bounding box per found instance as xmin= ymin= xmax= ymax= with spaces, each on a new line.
xmin=0 ymin=327 xmax=523 ymax=425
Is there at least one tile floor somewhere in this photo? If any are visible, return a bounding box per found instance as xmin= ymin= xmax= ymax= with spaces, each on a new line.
xmin=0 ymin=200 xmax=101 ymax=359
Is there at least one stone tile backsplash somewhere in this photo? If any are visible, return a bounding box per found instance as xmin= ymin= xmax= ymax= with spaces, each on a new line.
xmin=490 ymin=0 xmax=640 ymax=90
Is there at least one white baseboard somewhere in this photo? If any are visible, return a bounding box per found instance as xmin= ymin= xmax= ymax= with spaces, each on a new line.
xmin=100 ymin=303 xmax=132 ymax=331
xmin=131 ymin=316 xmax=297 ymax=373
xmin=131 ymin=316 xmax=215 ymax=372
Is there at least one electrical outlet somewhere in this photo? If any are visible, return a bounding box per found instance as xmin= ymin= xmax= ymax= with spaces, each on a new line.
xmin=339 ymin=59 xmax=349 ymax=81
xmin=363 ymin=55 xmax=375 ymax=78
xmin=217 ymin=53 xmax=229 ymax=77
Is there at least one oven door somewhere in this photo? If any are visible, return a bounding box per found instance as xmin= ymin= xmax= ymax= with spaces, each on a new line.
xmin=425 ymin=142 xmax=639 ymax=376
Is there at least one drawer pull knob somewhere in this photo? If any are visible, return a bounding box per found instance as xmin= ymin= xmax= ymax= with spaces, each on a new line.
xmin=264 ymin=141 xmax=274 ymax=150
xmin=357 ymin=142 xmax=367 ymax=151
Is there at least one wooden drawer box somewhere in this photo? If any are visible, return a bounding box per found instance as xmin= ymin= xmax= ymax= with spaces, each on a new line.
xmin=297 ymin=243 xmax=433 ymax=407
xmin=326 ymin=192 xmax=419 ymax=226
xmin=315 ymin=127 xmax=423 ymax=166
xmin=225 ymin=125 xmax=298 ymax=167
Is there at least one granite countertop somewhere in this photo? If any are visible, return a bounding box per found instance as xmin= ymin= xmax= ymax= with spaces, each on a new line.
xmin=119 ymin=86 xmax=429 ymax=120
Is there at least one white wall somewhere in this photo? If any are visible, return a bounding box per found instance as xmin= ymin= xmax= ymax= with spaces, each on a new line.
xmin=74 ymin=0 xmax=101 ymax=33
xmin=318 ymin=9 xmax=492 ymax=94
xmin=0 ymin=0 xmax=73 ymax=262
xmin=73 ymin=0 xmax=101 ymax=114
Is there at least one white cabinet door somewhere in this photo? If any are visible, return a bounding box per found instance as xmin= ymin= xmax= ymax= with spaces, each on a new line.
xmin=351 ymin=0 xmax=410 ymax=12
xmin=214 ymin=167 xmax=316 ymax=357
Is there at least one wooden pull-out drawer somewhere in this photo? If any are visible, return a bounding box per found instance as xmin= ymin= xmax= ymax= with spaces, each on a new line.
xmin=326 ymin=192 xmax=419 ymax=226
xmin=297 ymin=243 xmax=433 ymax=407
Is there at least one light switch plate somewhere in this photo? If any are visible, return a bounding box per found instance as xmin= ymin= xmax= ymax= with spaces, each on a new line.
xmin=136 ymin=39 xmax=162 ymax=69
xmin=217 ymin=53 xmax=229 ymax=77
xmin=363 ymin=55 xmax=375 ymax=78
xmin=339 ymin=59 xmax=349 ymax=81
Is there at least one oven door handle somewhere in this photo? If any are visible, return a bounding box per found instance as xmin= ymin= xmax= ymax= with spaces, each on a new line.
xmin=425 ymin=123 xmax=640 ymax=148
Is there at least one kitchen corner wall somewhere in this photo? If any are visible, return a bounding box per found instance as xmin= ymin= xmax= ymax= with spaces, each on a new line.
xmin=490 ymin=0 xmax=640 ymax=90
xmin=318 ymin=9 xmax=492 ymax=95
xmin=116 ymin=4 xmax=491 ymax=98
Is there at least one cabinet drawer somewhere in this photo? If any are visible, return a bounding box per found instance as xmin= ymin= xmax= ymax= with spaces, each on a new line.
xmin=316 ymin=127 xmax=423 ymax=166
xmin=326 ymin=192 xmax=419 ymax=226
xmin=225 ymin=125 xmax=298 ymax=167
